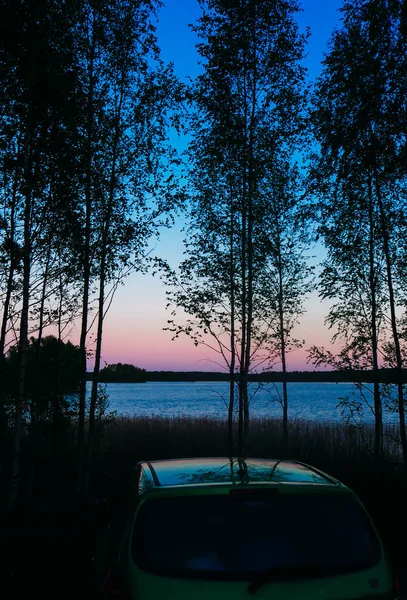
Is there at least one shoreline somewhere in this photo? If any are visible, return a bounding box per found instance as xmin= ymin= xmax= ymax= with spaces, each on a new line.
xmin=87 ymin=368 xmax=407 ymax=384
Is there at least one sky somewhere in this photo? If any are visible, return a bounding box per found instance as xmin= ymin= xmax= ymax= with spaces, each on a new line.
xmin=91 ymin=0 xmax=344 ymax=373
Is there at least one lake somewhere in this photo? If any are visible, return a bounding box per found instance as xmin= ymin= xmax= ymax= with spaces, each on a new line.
xmin=88 ymin=381 xmax=400 ymax=424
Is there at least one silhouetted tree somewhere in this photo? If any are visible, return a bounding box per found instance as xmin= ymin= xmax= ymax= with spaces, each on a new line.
xmin=76 ymin=0 xmax=184 ymax=497
xmin=257 ymin=161 xmax=314 ymax=450
xmin=310 ymin=0 xmax=407 ymax=462
xmin=0 ymin=0 xmax=84 ymax=511
xmin=164 ymin=0 xmax=309 ymax=456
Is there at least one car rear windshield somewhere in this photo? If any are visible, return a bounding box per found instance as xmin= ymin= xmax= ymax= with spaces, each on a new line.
xmin=131 ymin=491 xmax=381 ymax=579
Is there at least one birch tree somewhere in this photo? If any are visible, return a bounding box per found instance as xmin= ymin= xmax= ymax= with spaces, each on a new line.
xmin=76 ymin=0 xmax=184 ymax=496
xmin=310 ymin=0 xmax=407 ymax=462
xmin=164 ymin=0 xmax=309 ymax=456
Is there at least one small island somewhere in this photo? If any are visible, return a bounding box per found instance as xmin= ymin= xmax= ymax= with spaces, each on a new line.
xmin=98 ymin=363 xmax=147 ymax=383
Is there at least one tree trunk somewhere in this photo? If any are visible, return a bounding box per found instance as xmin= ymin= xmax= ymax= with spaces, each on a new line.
xmin=54 ymin=264 xmax=64 ymax=457
xmin=0 ymin=169 xmax=18 ymax=356
xmin=8 ymin=136 xmax=32 ymax=513
xmin=228 ymin=184 xmax=236 ymax=457
xmin=373 ymin=164 xmax=407 ymax=464
xmin=0 ymin=163 xmax=19 ymax=462
xmin=238 ymin=47 xmax=249 ymax=459
xmin=367 ymin=173 xmax=382 ymax=462
xmin=238 ymin=76 xmax=248 ymax=458
xmin=77 ymin=22 xmax=95 ymax=500
xmin=85 ymin=270 xmax=105 ymax=497
xmin=27 ymin=241 xmax=51 ymax=510
xmin=85 ymin=82 xmax=123 ymax=497
xmin=242 ymin=3 xmax=257 ymax=457
xmin=228 ymin=378 xmax=235 ymax=456
xmin=277 ymin=243 xmax=289 ymax=452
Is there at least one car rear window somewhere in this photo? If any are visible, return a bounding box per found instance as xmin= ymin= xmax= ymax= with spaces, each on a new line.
xmin=131 ymin=491 xmax=381 ymax=579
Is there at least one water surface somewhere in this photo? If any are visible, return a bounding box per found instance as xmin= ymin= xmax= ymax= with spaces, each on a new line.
xmin=87 ymin=381 xmax=399 ymax=424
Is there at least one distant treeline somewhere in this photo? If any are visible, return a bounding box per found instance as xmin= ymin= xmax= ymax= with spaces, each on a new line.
xmin=86 ymin=368 xmax=407 ymax=384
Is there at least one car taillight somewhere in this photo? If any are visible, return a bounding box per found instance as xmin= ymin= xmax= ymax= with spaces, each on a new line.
xmin=393 ymin=569 xmax=407 ymax=600
xmin=395 ymin=570 xmax=401 ymax=593
xmin=101 ymin=566 xmax=130 ymax=599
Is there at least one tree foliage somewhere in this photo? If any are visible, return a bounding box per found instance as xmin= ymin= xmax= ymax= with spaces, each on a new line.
xmin=99 ymin=363 xmax=147 ymax=383
xmin=6 ymin=336 xmax=81 ymax=396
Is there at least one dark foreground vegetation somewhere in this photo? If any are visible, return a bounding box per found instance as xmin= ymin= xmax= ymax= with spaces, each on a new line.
xmin=2 ymin=414 xmax=407 ymax=597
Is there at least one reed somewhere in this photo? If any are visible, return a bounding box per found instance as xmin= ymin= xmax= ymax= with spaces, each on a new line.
xmin=101 ymin=413 xmax=403 ymax=465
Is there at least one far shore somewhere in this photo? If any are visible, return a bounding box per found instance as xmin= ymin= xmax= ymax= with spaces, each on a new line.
xmin=86 ymin=368 xmax=407 ymax=384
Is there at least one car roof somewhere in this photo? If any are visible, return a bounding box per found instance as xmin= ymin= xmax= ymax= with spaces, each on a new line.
xmin=137 ymin=457 xmax=342 ymax=489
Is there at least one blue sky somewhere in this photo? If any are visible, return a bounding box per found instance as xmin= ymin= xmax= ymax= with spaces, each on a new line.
xmin=156 ymin=0 xmax=343 ymax=81
xmin=97 ymin=0 xmax=344 ymax=372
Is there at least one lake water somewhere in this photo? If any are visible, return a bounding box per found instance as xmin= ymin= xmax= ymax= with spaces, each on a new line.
xmin=88 ymin=381 xmax=400 ymax=424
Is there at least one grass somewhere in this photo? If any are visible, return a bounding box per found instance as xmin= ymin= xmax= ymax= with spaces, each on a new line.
xmin=99 ymin=413 xmax=403 ymax=464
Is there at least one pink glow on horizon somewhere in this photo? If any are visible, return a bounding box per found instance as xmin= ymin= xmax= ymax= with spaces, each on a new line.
xmin=45 ymin=273 xmax=335 ymax=372
xmin=91 ymin=284 xmax=335 ymax=372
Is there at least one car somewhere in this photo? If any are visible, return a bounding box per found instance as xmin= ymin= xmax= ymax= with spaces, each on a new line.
xmin=101 ymin=457 xmax=393 ymax=599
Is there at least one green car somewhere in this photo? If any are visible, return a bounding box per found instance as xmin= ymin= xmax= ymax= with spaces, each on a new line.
xmin=103 ymin=457 xmax=393 ymax=599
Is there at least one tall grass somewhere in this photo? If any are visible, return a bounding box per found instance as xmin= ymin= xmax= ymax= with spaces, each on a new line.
xmin=100 ymin=414 xmax=403 ymax=465
xmin=91 ymin=414 xmax=404 ymax=502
